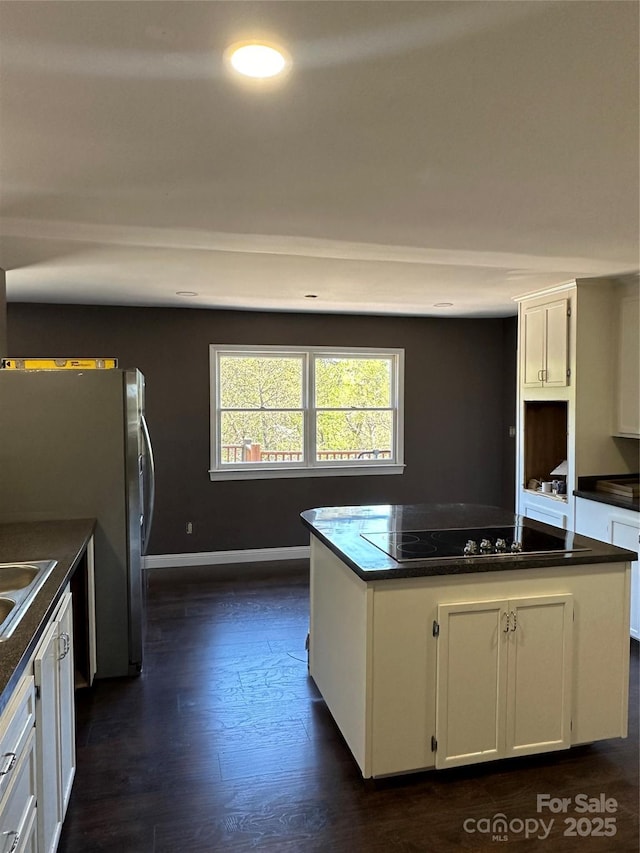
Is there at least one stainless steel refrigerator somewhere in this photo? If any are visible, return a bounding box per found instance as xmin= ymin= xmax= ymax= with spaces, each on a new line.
xmin=0 ymin=367 xmax=155 ymax=677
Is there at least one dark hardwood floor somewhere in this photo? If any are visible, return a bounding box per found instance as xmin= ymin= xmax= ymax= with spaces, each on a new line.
xmin=60 ymin=562 xmax=639 ymax=852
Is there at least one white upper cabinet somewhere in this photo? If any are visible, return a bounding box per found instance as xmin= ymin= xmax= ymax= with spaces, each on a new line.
xmin=521 ymin=296 xmax=570 ymax=388
xmin=515 ymin=278 xmax=638 ymax=533
xmin=616 ymin=291 xmax=640 ymax=437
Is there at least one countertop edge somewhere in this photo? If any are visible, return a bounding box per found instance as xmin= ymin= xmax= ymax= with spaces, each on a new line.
xmin=301 ymin=504 xmax=636 ymax=580
xmin=573 ymin=489 xmax=639 ymax=513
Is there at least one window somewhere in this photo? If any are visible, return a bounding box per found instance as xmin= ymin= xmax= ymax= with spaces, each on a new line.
xmin=209 ymin=345 xmax=404 ymax=480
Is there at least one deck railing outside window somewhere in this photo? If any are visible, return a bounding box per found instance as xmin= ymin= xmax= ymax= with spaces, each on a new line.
xmin=221 ymin=445 xmax=392 ymax=464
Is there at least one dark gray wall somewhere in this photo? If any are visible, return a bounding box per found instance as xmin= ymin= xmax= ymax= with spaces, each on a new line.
xmin=7 ymin=303 xmax=517 ymax=554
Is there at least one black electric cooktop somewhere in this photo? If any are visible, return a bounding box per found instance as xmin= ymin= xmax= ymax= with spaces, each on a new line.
xmin=360 ymin=523 xmax=591 ymax=563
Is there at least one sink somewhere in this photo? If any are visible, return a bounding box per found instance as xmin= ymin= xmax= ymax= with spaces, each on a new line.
xmin=0 ymin=560 xmax=58 ymax=640
xmin=0 ymin=598 xmax=15 ymax=623
xmin=0 ymin=565 xmax=40 ymax=592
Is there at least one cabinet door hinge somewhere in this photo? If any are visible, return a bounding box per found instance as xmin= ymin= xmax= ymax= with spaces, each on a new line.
xmin=432 ymin=620 xmax=439 ymax=637
xmin=431 ymin=735 xmax=438 ymax=752
xmin=35 ymin=684 xmax=40 ymax=700
xmin=567 ymin=306 xmax=572 ymax=317
xmin=566 ymin=368 xmax=571 ymax=378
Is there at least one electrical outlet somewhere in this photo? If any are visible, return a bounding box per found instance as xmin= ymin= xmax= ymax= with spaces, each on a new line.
xmin=186 ymin=521 xmax=193 ymax=534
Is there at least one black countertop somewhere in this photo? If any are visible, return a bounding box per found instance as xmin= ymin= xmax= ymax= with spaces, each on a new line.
xmin=0 ymin=518 xmax=96 ymax=715
xmin=573 ymin=474 xmax=639 ymax=513
xmin=300 ymin=503 xmax=637 ymax=581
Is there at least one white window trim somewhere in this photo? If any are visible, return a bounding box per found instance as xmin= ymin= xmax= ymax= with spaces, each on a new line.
xmin=209 ymin=344 xmax=405 ymax=481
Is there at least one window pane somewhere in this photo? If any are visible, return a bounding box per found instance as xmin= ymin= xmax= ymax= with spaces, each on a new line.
xmin=315 ymin=357 xmax=391 ymax=408
xmin=219 ymin=356 xmax=303 ymax=409
xmin=220 ymin=411 xmax=304 ymax=464
xmin=315 ymin=410 xmax=393 ymax=461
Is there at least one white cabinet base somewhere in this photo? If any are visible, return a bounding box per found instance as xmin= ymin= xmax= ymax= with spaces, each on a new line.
xmin=611 ymin=516 xmax=640 ymax=641
xmin=575 ymin=498 xmax=639 ymax=641
xmin=310 ymin=536 xmax=630 ymax=778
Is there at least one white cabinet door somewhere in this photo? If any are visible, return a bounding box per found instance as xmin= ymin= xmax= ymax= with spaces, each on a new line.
xmin=505 ymin=595 xmax=573 ymax=757
xmin=435 ymin=599 xmax=507 ymax=769
xmin=55 ymin=592 xmax=76 ymax=816
xmin=521 ymin=298 xmax=569 ymax=388
xmin=522 ymin=304 xmax=546 ymax=387
xmin=435 ymin=594 xmax=572 ymax=769
xmin=33 ymin=590 xmax=77 ymax=853
xmin=34 ymin=621 xmax=62 ymax=853
xmin=544 ymin=299 xmax=570 ymax=387
xmin=610 ymin=516 xmax=640 ymax=640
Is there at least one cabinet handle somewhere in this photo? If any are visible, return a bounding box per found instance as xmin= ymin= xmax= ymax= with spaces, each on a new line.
xmin=2 ymin=831 xmax=19 ymax=853
xmin=58 ymin=632 xmax=70 ymax=660
xmin=510 ymin=610 xmax=517 ymax=632
xmin=538 ymin=369 xmax=543 ymax=382
xmin=503 ymin=611 xmax=511 ymax=632
xmin=0 ymin=752 xmax=16 ymax=777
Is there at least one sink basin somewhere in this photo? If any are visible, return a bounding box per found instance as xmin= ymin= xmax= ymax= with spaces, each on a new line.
xmin=0 ymin=598 xmax=15 ymax=623
xmin=0 ymin=565 xmax=39 ymax=593
xmin=0 ymin=560 xmax=58 ymax=640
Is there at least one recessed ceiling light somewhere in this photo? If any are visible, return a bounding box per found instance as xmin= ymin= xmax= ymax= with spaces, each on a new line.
xmin=226 ymin=42 xmax=290 ymax=79
xmin=434 ymin=302 xmax=453 ymax=308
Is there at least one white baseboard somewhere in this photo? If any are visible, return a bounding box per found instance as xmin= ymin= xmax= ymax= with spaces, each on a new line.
xmin=143 ymin=545 xmax=310 ymax=570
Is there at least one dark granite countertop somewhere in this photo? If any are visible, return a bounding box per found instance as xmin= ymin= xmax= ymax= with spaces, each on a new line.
xmin=300 ymin=503 xmax=637 ymax=581
xmin=0 ymin=518 xmax=96 ymax=715
xmin=573 ymin=474 xmax=639 ymax=513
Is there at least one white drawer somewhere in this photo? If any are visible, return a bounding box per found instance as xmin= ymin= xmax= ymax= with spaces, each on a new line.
xmin=0 ymin=678 xmax=35 ymax=806
xmin=15 ymin=805 xmax=37 ymax=853
xmin=0 ymin=728 xmax=37 ymax=851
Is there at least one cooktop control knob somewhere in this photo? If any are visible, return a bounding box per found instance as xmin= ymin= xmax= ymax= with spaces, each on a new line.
xmin=463 ymin=540 xmax=478 ymax=555
xmin=495 ymin=538 xmax=507 ymax=551
xmin=480 ymin=539 xmax=493 ymax=551
xmin=510 ymin=541 xmax=523 ymax=552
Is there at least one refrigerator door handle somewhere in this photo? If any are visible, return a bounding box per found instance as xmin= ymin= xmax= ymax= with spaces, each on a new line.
xmin=141 ymin=414 xmax=156 ymax=555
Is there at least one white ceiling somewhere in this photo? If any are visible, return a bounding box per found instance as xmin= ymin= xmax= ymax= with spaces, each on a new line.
xmin=1 ymin=1 xmax=638 ymax=317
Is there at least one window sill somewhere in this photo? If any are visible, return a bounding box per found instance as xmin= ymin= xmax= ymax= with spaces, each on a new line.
xmin=209 ymin=464 xmax=405 ymax=481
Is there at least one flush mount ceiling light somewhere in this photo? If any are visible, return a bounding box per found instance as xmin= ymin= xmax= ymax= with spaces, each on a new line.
xmin=226 ymin=41 xmax=290 ymax=79
xmin=433 ymin=302 xmax=453 ymax=308
xmin=176 ymin=291 xmax=198 ymax=297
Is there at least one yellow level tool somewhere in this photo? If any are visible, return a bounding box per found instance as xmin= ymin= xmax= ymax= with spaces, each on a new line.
xmin=1 ymin=358 xmax=118 ymax=370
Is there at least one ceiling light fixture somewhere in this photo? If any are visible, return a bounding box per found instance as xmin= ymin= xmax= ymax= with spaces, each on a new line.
xmin=226 ymin=42 xmax=290 ymax=79
xmin=305 ymin=294 xmax=318 ymax=299
xmin=176 ymin=291 xmax=198 ymax=297
xmin=433 ymin=302 xmax=453 ymax=308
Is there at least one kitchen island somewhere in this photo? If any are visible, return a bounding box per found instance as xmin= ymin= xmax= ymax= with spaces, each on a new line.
xmin=300 ymin=504 xmax=635 ymax=778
